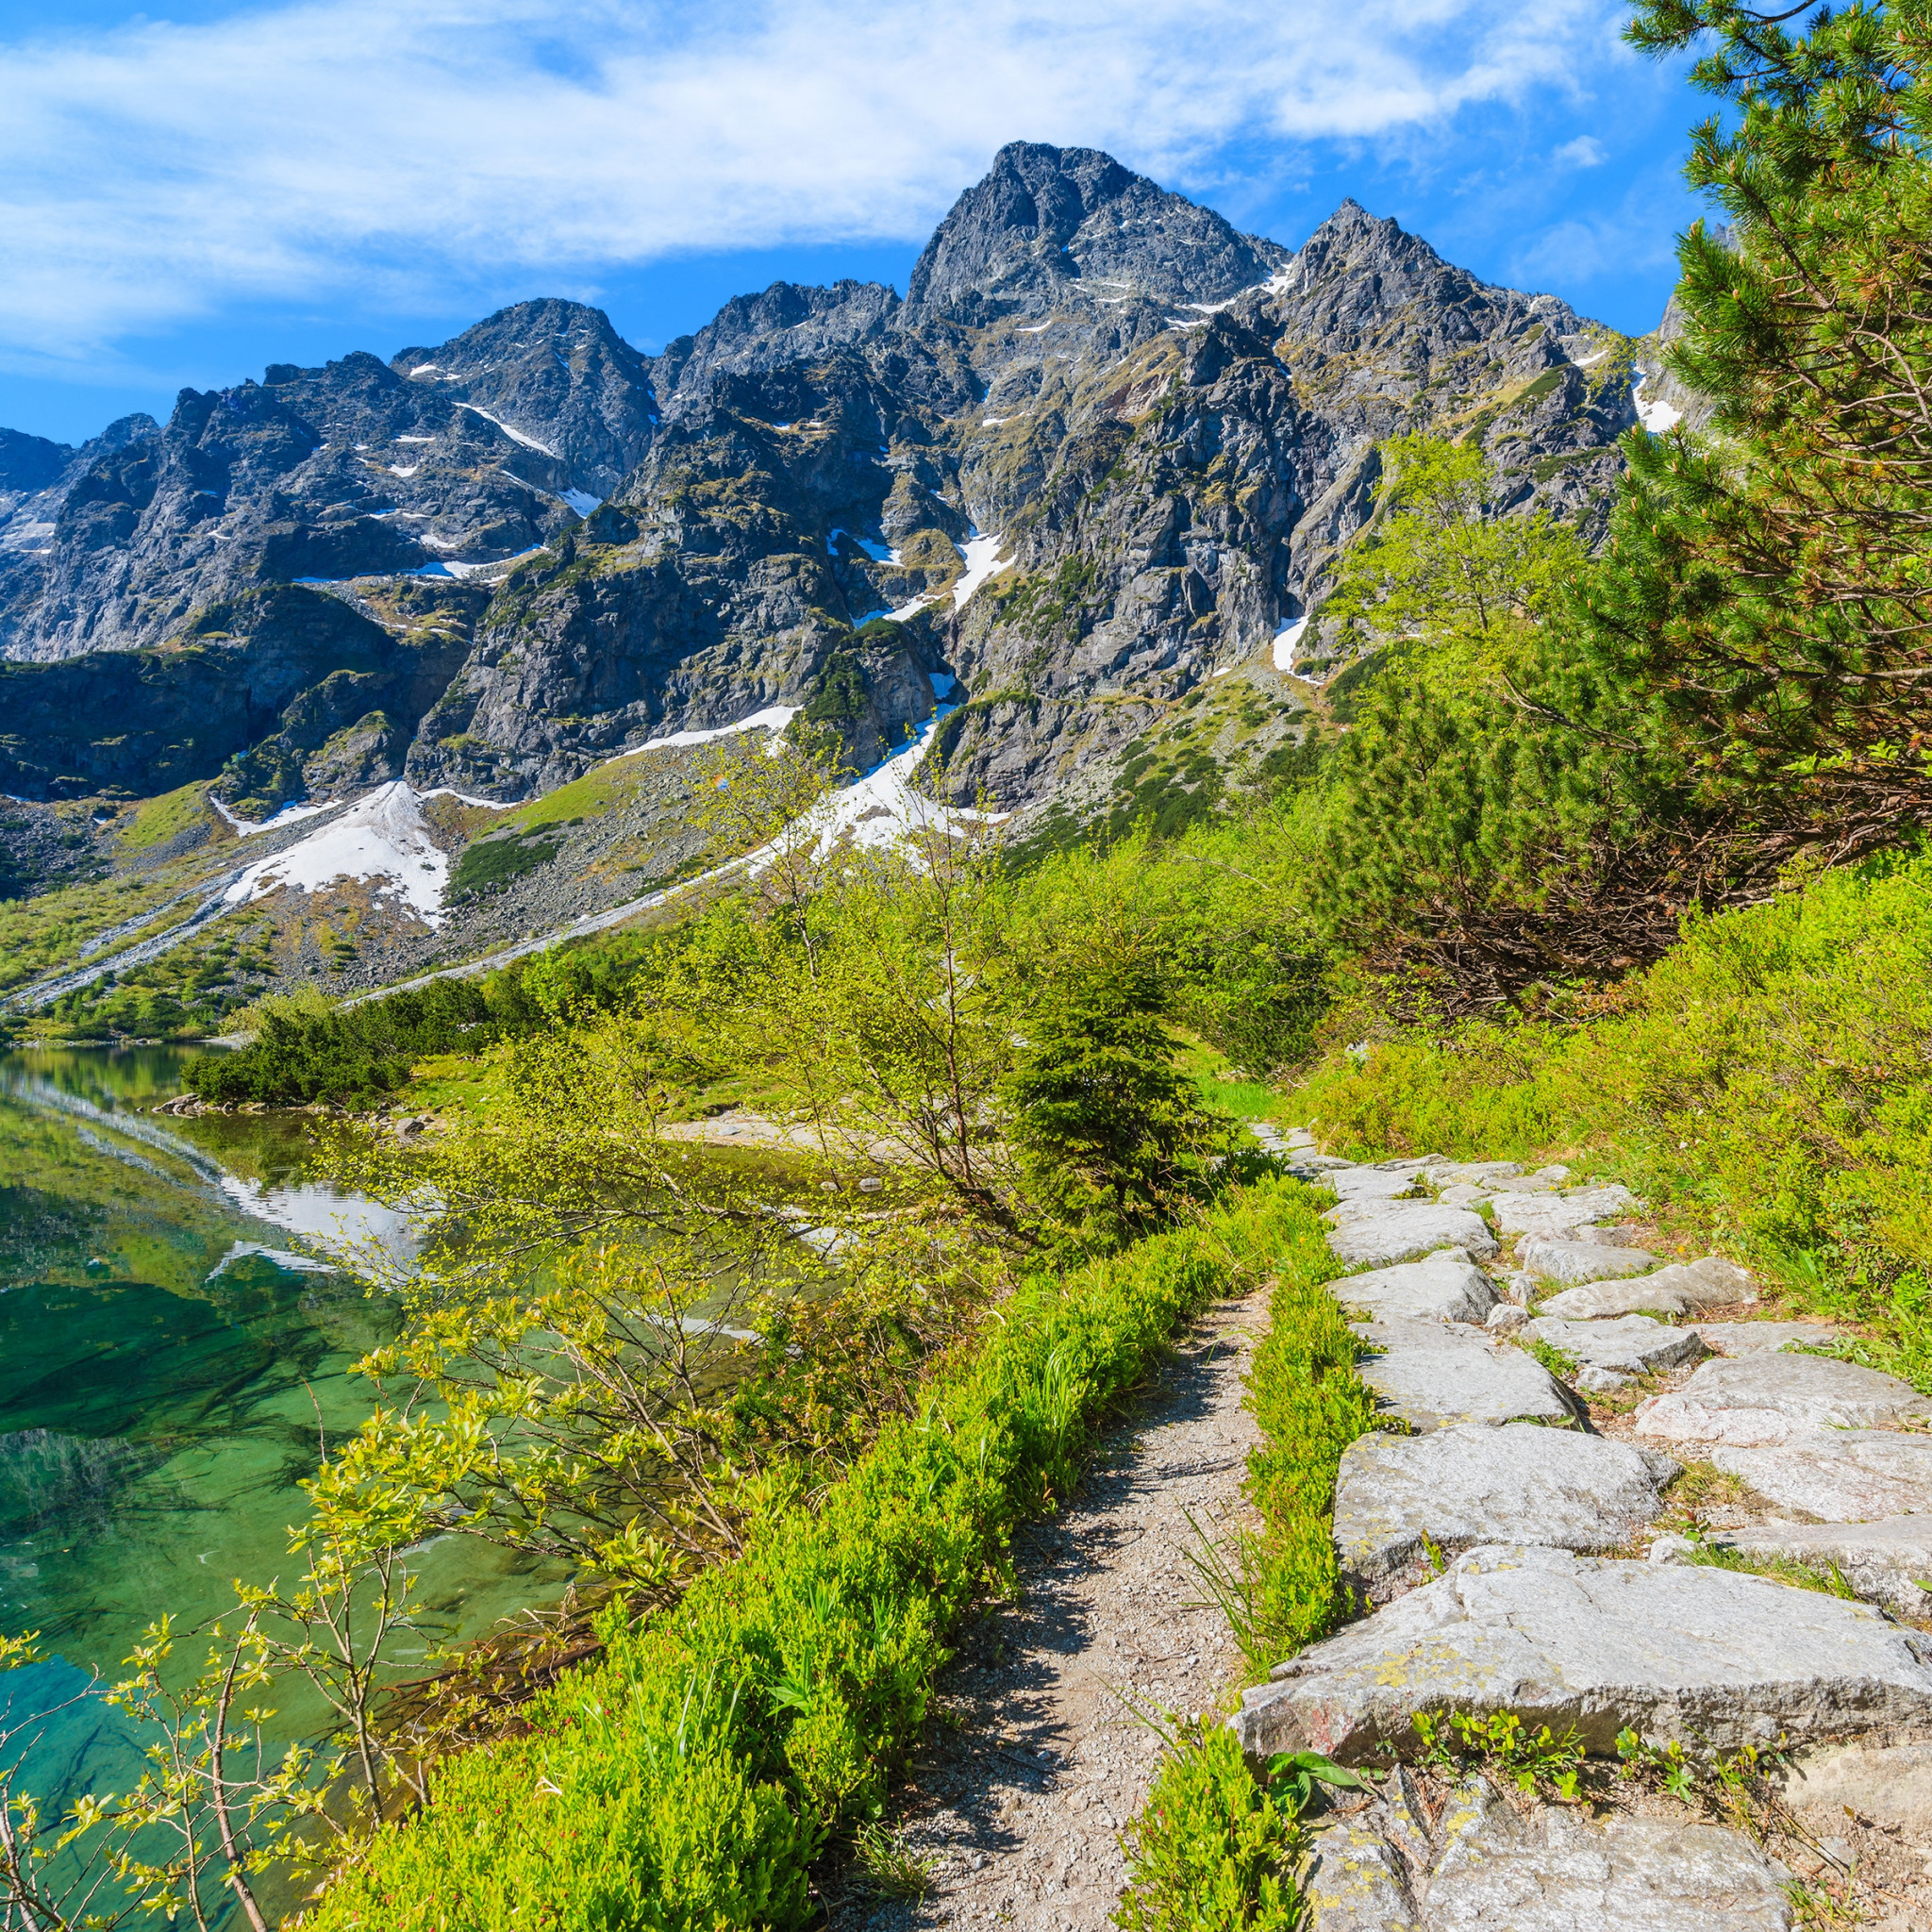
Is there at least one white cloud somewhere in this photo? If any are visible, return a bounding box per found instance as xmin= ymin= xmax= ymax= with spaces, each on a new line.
xmin=0 ymin=0 xmax=1624 ymax=362
xmin=1555 ymin=134 xmax=1608 ymax=166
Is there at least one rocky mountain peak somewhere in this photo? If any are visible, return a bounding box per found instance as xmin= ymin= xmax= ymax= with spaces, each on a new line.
xmin=905 ymin=140 xmax=1289 ymax=324
xmin=653 ymin=278 xmax=901 ymax=410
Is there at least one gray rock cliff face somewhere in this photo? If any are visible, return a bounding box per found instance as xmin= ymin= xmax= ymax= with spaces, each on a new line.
xmin=0 ymin=142 xmax=1641 ymax=815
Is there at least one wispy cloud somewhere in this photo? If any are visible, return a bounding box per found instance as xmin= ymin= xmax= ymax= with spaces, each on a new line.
xmin=0 ymin=0 xmax=1627 ymax=367
xmin=1556 ymin=134 xmax=1608 ymax=165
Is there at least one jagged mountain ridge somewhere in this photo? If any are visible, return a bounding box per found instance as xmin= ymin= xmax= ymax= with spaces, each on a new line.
xmin=0 ymin=141 xmax=1639 ymax=828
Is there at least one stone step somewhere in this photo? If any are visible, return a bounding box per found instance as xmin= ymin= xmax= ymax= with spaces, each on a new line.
xmin=1327 ymin=1165 xmax=1437 ymax=1202
xmin=1302 ymin=1770 xmax=1792 ymax=1931
xmin=1635 ymin=1355 xmax=1932 ymax=1448
xmin=1351 ymin=1318 xmax=1584 ymax=1433
xmin=1326 ymin=1201 xmax=1500 ymax=1269
xmin=1524 ymin=1313 xmax=1708 ymax=1386
xmin=1520 ymin=1236 xmax=1660 ymax=1284
xmin=1708 ymin=1427 xmax=1932 ymax=1520
xmin=1333 ymin=1423 xmax=1677 ymax=1600
xmin=1535 ymin=1257 xmax=1753 ymax=1321
xmin=1233 ymin=1542 xmax=1932 ymax=1767
xmin=1691 ymin=1320 xmax=1840 ymax=1357
xmin=1707 ymin=1517 xmax=1932 ymax=1620
xmin=1489 ymin=1183 xmax=1640 ymax=1240
xmin=1329 ymin=1250 xmax=1498 ymax=1325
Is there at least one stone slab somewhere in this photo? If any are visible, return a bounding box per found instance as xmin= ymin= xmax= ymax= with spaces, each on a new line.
xmin=1232 ymin=1541 xmax=1932 ymax=1766
xmin=1716 ymin=1517 xmax=1932 ymax=1619
xmin=1430 ymin=1159 xmax=1524 ymax=1188
xmin=1635 ymin=1355 xmax=1932 ymax=1448
xmin=1710 ymin=1428 xmax=1932 ymax=1521
xmin=1786 ymin=1740 xmax=1932 ymax=1835
xmin=1325 ymin=1202 xmax=1500 ymax=1268
xmin=1520 ymin=1237 xmax=1660 ymax=1284
xmin=1489 ymin=1183 xmax=1640 ymax=1239
xmin=1333 ymin=1424 xmax=1678 ymax=1596
xmin=1536 ymin=1257 xmax=1755 ymax=1321
xmin=1435 ymin=1182 xmax=1491 ymax=1209
xmin=1330 ymin=1251 xmax=1498 ymax=1326
xmin=1691 ymin=1321 xmax=1841 ymax=1357
xmin=1352 ymin=1319 xmax=1584 ymax=1433
xmin=1422 ymin=1776 xmax=1792 ymax=1931
xmin=1524 ymin=1314 xmax=1708 ymax=1378
xmin=1328 ymin=1165 xmax=1434 ymax=1202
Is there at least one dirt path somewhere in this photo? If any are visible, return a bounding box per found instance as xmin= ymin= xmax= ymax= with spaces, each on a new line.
xmin=841 ymin=1285 xmax=1271 ymax=1932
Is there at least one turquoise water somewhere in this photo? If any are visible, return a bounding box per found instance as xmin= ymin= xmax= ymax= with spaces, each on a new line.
xmin=0 ymin=1046 xmax=556 ymax=1916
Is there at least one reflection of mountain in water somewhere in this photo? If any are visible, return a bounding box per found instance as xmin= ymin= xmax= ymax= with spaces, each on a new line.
xmin=0 ymin=1044 xmax=558 ymax=1890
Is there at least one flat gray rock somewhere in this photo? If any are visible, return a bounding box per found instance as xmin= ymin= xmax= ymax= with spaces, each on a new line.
xmin=1232 ymin=1542 xmax=1932 ymax=1766
xmin=1524 ymin=1314 xmax=1708 ymax=1377
xmin=1520 ymin=1237 xmax=1659 ymax=1284
xmin=1435 ymin=1181 xmax=1491 ymax=1208
xmin=1326 ymin=1202 xmax=1500 ymax=1268
xmin=1330 ymin=1250 xmax=1498 ymax=1325
xmin=1787 ymin=1740 xmax=1932 ymax=1835
xmin=1327 ymin=1164 xmax=1434 ymax=1202
xmin=1302 ymin=1773 xmax=1791 ymax=1931
xmin=1490 ymin=1183 xmax=1640 ymax=1238
xmin=1715 ymin=1517 xmax=1932 ymax=1619
xmin=1430 ymin=1159 xmax=1524 ymax=1188
xmin=1691 ymin=1321 xmax=1840 ymax=1357
xmin=1352 ymin=1318 xmax=1584 ymax=1433
xmin=1334 ymin=1424 xmax=1677 ymax=1597
xmin=1710 ymin=1428 xmax=1932 ymax=1520
xmin=1635 ymin=1355 xmax=1932 ymax=1448
xmin=1422 ymin=1776 xmax=1792 ymax=1931
xmin=1536 ymin=1257 xmax=1754 ymax=1321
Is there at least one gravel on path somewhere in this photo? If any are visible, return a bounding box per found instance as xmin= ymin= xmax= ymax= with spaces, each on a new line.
xmin=838 ymin=1286 xmax=1271 ymax=1932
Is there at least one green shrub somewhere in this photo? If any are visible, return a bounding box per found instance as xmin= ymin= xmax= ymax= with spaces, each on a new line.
xmin=307 ymin=1179 xmax=1329 ymax=1930
xmin=1116 ymin=1725 xmax=1303 ymax=1932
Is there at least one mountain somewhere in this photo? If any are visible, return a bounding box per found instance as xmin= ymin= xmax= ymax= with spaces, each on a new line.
xmin=0 ymin=142 xmax=1644 ymax=1009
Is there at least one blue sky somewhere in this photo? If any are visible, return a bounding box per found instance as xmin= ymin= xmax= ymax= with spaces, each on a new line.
xmin=0 ymin=0 xmax=1711 ymax=447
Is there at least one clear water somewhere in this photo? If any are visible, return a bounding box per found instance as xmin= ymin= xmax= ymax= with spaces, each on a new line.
xmin=0 ymin=1045 xmax=558 ymax=1913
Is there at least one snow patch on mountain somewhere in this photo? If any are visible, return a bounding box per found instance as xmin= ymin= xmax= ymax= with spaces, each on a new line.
xmin=222 ymin=781 xmax=448 ymax=925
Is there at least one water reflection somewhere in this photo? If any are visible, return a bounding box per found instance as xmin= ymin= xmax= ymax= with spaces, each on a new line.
xmin=0 ymin=1045 xmax=554 ymax=1921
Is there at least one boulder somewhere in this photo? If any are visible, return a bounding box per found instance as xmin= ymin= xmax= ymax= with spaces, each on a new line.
xmin=1520 ymin=1238 xmax=1660 ymax=1284
xmin=1487 ymin=1305 xmax=1529 ymax=1335
xmin=1333 ymin=1424 xmax=1678 ymax=1597
xmin=1329 ymin=1250 xmax=1498 ymax=1325
xmin=1325 ymin=1202 xmax=1500 ymax=1268
xmin=1436 ymin=1182 xmax=1491 ymax=1208
xmin=1352 ymin=1318 xmax=1584 ymax=1433
xmin=1232 ymin=1542 xmax=1932 ymax=1766
xmin=1714 ymin=1518 xmax=1932 ymax=1619
xmin=1536 ymin=1257 xmax=1754 ymax=1321
xmin=1489 ymin=1183 xmax=1640 ymax=1239
xmin=1635 ymin=1356 xmax=1932 ymax=1448
xmin=1710 ymin=1428 xmax=1932 ymax=1521
xmin=1524 ymin=1314 xmax=1708 ymax=1378
xmin=1690 ymin=1321 xmax=1841 ymax=1357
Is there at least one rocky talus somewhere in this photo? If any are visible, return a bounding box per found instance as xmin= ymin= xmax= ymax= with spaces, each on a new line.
xmin=1235 ymin=1126 xmax=1932 ymax=1929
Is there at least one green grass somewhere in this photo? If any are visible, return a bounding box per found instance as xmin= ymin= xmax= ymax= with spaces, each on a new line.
xmin=121 ymin=779 xmax=214 ymax=852
xmin=306 ymin=1178 xmax=1331 ymax=1931
xmin=1116 ymin=1178 xmax=1382 ymax=1932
